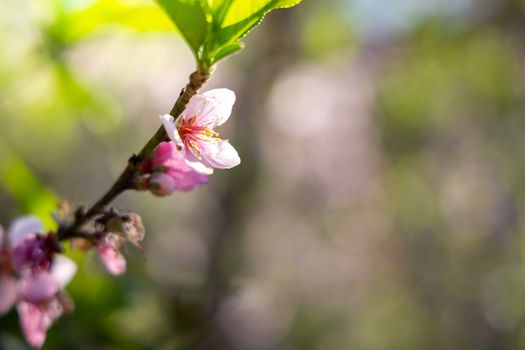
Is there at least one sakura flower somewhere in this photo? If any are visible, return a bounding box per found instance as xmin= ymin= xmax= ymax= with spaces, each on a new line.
xmin=161 ymin=88 xmax=241 ymax=173
xmin=0 ymin=216 xmax=77 ymax=349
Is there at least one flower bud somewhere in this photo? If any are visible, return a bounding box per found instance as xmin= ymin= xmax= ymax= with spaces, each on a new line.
xmin=148 ymin=172 xmax=176 ymax=196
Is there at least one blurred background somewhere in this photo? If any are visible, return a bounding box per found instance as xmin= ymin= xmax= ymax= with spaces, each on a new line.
xmin=1 ymin=0 xmax=525 ymax=349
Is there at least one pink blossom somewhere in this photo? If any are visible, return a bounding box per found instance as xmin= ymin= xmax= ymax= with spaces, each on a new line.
xmin=0 ymin=216 xmax=77 ymax=349
xmin=148 ymin=141 xmax=209 ymax=194
xmin=161 ymin=88 xmax=241 ymax=173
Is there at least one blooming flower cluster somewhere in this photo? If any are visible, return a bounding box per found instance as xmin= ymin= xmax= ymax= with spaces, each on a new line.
xmin=140 ymin=88 xmax=241 ymax=195
xmin=0 ymin=216 xmax=77 ymax=348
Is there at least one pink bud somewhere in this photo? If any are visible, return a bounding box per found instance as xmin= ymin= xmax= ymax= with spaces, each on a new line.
xmin=148 ymin=172 xmax=176 ymax=196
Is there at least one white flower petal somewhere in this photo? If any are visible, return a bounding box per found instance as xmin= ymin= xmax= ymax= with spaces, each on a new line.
xmin=183 ymin=149 xmax=214 ymax=175
xmin=160 ymin=114 xmax=180 ymax=144
xmin=184 ymin=159 xmax=214 ymax=175
xmin=200 ymin=140 xmax=241 ymax=169
xmin=202 ymin=88 xmax=236 ymax=127
xmin=8 ymin=216 xmax=44 ymax=248
xmin=182 ymin=95 xmax=217 ymax=122
xmin=49 ymin=255 xmax=77 ymax=289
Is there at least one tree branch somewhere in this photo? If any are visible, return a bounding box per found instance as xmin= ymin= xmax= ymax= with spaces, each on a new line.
xmin=57 ymin=68 xmax=211 ymax=241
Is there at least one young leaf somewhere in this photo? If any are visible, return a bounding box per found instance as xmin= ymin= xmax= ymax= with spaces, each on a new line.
xmin=222 ymin=0 xmax=303 ymax=27
xmin=211 ymin=42 xmax=244 ymax=64
xmin=154 ymin=0 xmax=208 ymax=56
xmin=203 ymin=0 xmax=303 ymax=64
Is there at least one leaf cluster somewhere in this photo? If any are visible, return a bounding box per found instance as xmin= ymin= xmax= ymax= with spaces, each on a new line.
xmin=155 ymin=0 xmax=303 ymax=68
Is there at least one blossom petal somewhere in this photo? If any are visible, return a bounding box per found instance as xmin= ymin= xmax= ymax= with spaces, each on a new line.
xmin=98 ymin=244 xmax=126 ymax=276
xmin=198 ymin=140 xmax=241 ymax=169
xmin=8 ymin=216 xmax=43 ymax=248
xmin=50 ymin=255 xmax=77 ymax=289
xmin=18 ymin=301 xmax=62 ymax=349
xmin=182 ymin=95 xmax=216 ymax=124
xmin=160 ymin=114 xmax=182 ymax=146
xmin=183 ymin=149 xmax=214 ymax=175
xmin=18 ymin=302 xmax=47 ymax=349
xmin=19 ymin=272 xmax=59 ymax=304
xmin=165 ymin=168 xmax=209 ymax=192
xmin=0 ymin=275 xmax=17 ymax=315
xmin=152 ymin=141 xmax=178 ymax=166
xmin=202 ymin=88 xmax=236 ymax=127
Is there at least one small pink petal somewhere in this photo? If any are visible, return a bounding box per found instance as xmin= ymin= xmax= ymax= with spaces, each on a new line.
xmin=17 ymin=300 xmax=62 ymax=349
xmin=152 ymin=141 xmax=182 ymax=167
xmin=98 ymin=244 xmax=126 ymax=275
xmin=0 ymin=275 xmax=17 ymax=315
xmin=8 ymin=216 xmax=43 ymax=249
xmin=49 ymin=255 xmax=77 ymax=289
xmin=198 ymin=140 xmax=241 ymax=169
xmin=165 ymin=168 xmax=209 ymax=192
xmin=19 ymin=272 xmax=59 ymax=304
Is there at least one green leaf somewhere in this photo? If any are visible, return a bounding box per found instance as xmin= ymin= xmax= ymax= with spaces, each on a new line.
xmin=221 ymin=0 xmax=302 ymax=26
xmin=154 ymin=0 xmax=208 ymax=56
xmin=211 ymin=42 xmax=244 ymax=63
xmin=154 ymin=0 xmax=302 ymax=66
xmin=203 ymin=0 xmax=302 ymax=65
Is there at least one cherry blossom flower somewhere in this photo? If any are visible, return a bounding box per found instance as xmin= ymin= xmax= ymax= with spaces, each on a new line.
xmin=161 ymin=88 xmax=241 ymax=173
xmin=0 ymin=216 xmax=77 ymax=349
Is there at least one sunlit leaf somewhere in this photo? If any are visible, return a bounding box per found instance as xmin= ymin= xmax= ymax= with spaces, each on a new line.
xmin=210 ymin=42 xmax=244 ymax=63
xmin=154 ymin=0 xmax=208 ymax=56
xmin=221 ymin=0 xmax=303 ymax=26
xmin=204 ymin=0 xmax=303 ymax=65
xmin=154 ymin=0 xmax=302 ymax=66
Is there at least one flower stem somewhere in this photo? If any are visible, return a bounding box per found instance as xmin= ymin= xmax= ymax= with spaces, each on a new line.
xmin=57 ymin=68 xmax=211 ymax=241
